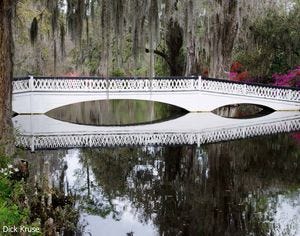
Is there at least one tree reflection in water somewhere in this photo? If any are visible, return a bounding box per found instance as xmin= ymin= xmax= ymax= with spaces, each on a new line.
xmin=47 ymin=99 xmax=187 ymax=126
xmin=69 ymin=132 xmax=300 ymax=236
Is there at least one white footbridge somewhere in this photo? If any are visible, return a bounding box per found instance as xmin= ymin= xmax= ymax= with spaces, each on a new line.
xmin=13 ymin=112 xmax=300 ymax=151
xmin=12 ymin=76 xmax=300 ymax=113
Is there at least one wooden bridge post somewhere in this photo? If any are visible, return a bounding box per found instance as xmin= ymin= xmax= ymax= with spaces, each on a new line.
xmin=198 ymin=75 xmax=202 ymax=90
xmin=28 ymin=75 xmax=34 ymax=115
xmin=29 ymin=75 xmax=34 ymax=91
xmin=243 ymin=84 xmax=247 ymax=95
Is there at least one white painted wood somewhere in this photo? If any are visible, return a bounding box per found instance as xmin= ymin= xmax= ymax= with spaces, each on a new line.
xmin=12 ymin=77 xmax=300 ymax=113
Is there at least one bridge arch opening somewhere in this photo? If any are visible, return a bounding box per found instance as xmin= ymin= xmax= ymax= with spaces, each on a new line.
xmin=46 ymin=99 xmax=188 ymax=126
xmin=212 ymin=103 xmax=274 ymax=119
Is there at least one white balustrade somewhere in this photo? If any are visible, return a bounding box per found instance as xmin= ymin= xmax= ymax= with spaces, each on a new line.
xmin=13 ymin=76 xmax=300 ymax=103
xmin=13 ymin=79 xmax=30 ymax=92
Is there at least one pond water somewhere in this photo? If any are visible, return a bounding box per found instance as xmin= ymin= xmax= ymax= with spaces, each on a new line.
xmin=16 ymin=100 xmax=300 ymax=236
xmin=47 ymin=100 xmax=187 ymax=126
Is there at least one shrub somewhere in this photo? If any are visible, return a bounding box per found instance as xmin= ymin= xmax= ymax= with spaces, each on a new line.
xmin=229 ymin=61 xmax=249 ymax=81
xmin=272 ymin=66 xmax=300 ymax=87
xmin=234 ymin=4 xmax=300 ymax=78
xmin=111 ymin=68 xmax=125 ymax=77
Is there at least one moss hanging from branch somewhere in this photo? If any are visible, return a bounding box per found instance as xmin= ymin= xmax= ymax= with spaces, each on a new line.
xmin=66 ymin=0 xmax=87 ymax=44
xmin=112 ymin=0 xmax=124 ymax=67
xmin=75 ymin=0 xmax=85 ymax=43
xmin=149 ymin=0 xmax=159 ymax=42
xmin=113 ymin=0 xmax=124 ymax=36
xmin=66 ymin=0 xmax=76 ymax=41
xmin=51 ymin=3 xmax=59 ymax=36
xmin=60 ymin=23 xmax=66 ymax=58
xmin=90 ymin=0 xmax=96 ymax=21
xmin=148 ymin=0 xmax=160 ymax=77
xmin=53 ymin=39 xmax=57 ymax=74
xmin=131 ymin=0 xmax=148 ymax=64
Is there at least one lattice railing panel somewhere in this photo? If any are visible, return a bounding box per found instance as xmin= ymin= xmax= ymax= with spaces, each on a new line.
xmin=13 ymin=76 xmax=299 ymax=102
xmin=13 ymin=79 xmax=30 ymax=92
xmin=200 ymin=80 xmax=299 ymax=101
xmin=28 ymin=78 xmax=198 ymax=92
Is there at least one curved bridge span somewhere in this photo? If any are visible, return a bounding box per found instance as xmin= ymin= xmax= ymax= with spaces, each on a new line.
xmin=12 ymin=76 xmax=300 ymax=113
xmin=13 ymin=112 xmax=300 ymax=151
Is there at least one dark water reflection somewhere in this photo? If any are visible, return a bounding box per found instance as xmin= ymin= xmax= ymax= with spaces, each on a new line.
xmin=21 ymin=98 xmax=300 ymax=235
xmin=22 ymin=132 xmax=300 ymax=236
xmin=47 ymin=100 xmax=187 ymax=126
xmin=213 ymin=104 xmax=274 ymax=118
xmin=47 ymin=100 xmax=275 ymax=126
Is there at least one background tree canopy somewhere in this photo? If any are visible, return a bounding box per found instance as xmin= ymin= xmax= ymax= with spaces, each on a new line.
xmin=13 ymin=0 xmax=300 ymax=79
xmin=235 ymin=3 xmax=300 ymax=77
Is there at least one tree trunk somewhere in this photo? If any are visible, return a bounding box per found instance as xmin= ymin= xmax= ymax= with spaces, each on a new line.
xmin=145 ymin=19 xmax=184 ymax=76
xmin=185 ymin=0 xmax=197 ymax=76
xmin=206 ymin=0 xmax=239 ymax=78
xmin=0 ymin=0 xmax=14 ymax=156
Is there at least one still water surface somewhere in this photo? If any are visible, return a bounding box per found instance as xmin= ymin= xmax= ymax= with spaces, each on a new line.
xmin=47 ymin=99 xmax=187 ymax=126
xmin=21 ymin=100 xmax=300 ymax=235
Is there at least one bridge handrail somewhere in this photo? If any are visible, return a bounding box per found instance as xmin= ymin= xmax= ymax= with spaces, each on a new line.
xmin=13 ymin=76 xmax=31 ymax=81
xmin=13 ymin=75 xmax=299 ymax=90
xmin=14 ymin=76 xmax=198 ymax=80
xmin=12 ymin=76 xmax=300 ymax=102
xmin=203 ymin=77 xmax=299 ymax=91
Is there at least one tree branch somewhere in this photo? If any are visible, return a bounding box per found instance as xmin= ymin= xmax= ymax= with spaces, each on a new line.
xmin=145 ymin=48 xmax=172 ymax=67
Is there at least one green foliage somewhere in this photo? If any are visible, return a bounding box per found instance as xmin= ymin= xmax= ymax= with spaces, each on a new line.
xmin=111 ymin=68 xmax=125 ymax=77
xmin=235 ymin=3 xmax=300 ymax=77
xmin=0 ymin=176 xmax=29 ymax=228
xmin=0 ymin=155 xmax=11 ymax=169
xmin=132 ymin=66 xmax=148 ymax=76
xmin=0 ymin=176 xmax=12 ymax=199
xmin=234 ymin=49 xmax=268 ymax=77
xmin=0 ymin=156 xmax=35 ymax=231
xmin=155 ymin=58 xmax=169 ymax=76
xmin=0 ymin=202 xmax=24 ymax=227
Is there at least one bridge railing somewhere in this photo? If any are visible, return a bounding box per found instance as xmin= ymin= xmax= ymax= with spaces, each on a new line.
xmin=200 ymin=77 xmax=299 ymax=102
xmin=13 ymin=76 xmax=300 ymax=102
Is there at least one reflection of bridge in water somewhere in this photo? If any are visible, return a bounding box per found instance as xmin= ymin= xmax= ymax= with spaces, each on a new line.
xmin=13 ymin=112 xmax=300 ymax=151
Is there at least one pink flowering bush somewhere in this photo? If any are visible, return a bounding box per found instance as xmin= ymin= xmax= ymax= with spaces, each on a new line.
xmin=228 ymin=62 xmax=300 ymax=88
xmin=229 ymin=61 xmax=250 ymax=81
xmin=272 ymin=66 xmax=300 ymax=88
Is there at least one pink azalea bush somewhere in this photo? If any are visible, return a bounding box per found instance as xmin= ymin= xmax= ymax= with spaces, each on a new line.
xmin=228 ymin=62 xmax=300 ymax=88
xmin=272 ymin=66 xmax=300 ymax=87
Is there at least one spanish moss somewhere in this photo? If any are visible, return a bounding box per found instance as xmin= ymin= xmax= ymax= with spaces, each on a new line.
xmin=60 ymin=23 xmax=66 ymax=58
